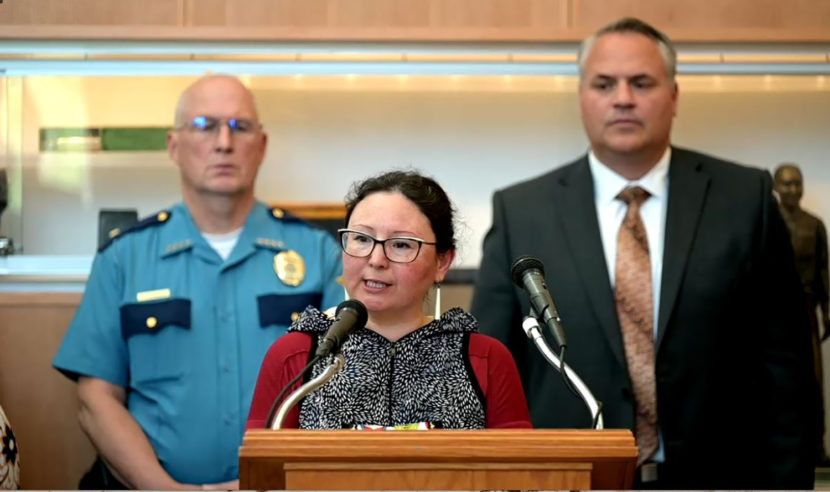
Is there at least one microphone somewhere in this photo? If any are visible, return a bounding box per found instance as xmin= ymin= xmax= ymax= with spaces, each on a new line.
xmin=511 ymin=255 xmax=567 ymax=348
xmin=315 ymin=299 xmax=368 ymax=357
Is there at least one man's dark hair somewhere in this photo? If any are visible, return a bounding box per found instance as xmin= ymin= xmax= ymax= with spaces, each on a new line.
xmin=344 ymin=170 xmax=457 ymax=253
xmin=774 ymin=163 xmax=802 ymax=182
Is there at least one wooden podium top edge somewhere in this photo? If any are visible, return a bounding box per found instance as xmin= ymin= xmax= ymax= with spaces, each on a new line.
xmin=240 ymin=428 xmax=638 ymax=460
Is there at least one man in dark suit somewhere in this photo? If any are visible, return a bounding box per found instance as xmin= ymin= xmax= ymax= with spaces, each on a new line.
xmin=471 ymin=17 xmax=816 ymax=489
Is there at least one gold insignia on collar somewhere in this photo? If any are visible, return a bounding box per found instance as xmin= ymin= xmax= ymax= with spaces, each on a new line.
xmin=272 ymin=208 xmax=285 ymax=219
xmin=274 ymin=250 xmax=305 ymax=287
xmin=157 ymin=211 xmax=169 ymax=222
xmin=256 ymin=237 xmax=285 ymax=249
xmin=164 ymin=239 xmax=193 ymax=253
xmin=108 ymin=228 xmax=121 ymax=239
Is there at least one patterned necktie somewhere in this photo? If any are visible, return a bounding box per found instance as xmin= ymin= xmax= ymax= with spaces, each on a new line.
xmin=615 ymin=186 xmax=658 ymax=466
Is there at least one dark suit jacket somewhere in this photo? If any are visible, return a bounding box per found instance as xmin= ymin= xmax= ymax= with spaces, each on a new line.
xmin=471 ymin=147 xmax=817 ymax=489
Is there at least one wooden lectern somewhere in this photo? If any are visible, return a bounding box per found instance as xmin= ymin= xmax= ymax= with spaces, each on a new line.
xmin=239 ymin=429 xmax=636 ymax=490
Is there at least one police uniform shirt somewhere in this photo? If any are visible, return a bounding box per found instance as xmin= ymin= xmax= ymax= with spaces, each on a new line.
xmin=53 ymin=201 xmax=344 ymax=485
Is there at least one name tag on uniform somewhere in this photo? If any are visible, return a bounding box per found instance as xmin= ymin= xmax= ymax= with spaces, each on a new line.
xmin=136 ymin=288 xmax=172 ymax=302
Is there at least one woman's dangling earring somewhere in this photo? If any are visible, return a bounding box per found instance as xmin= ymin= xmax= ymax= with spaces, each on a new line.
xmin=434 ymin=282 xmax=442 ymax=319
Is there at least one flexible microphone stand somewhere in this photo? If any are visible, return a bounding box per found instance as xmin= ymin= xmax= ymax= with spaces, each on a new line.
xmin=270 ymin=353 xmax=346 ymax=430
xmin=522 ymin=315 xmax=604 ymax=430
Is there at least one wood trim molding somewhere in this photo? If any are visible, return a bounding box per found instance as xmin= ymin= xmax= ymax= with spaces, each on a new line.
xmin=3 ymin=25 xmax=829 ymax=42
xmin=271 ymin=202 xmax=346 ymax=221
xmin=0 ymin=292 xmax=83 ymax=306
xmin=2 ymin=0 xmax=830 ymax=42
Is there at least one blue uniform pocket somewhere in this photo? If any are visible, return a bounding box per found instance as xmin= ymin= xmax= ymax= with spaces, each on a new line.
xmin=257 ymin=292 xmax=322 ymax=327
xmin=120 ymin=299 xmax=192 ymax=340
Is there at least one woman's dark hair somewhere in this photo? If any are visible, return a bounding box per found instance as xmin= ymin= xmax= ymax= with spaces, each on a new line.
xmin=344 ymin=170 xmax=456 ymax=253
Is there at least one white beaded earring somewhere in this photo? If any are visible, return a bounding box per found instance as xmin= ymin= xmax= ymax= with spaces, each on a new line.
xmin=434 ymin=282 xmax=442 ymax=319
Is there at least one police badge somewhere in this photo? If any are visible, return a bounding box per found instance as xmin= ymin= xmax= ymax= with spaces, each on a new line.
xmin=274 ymin=250 xmax=306 ymax=286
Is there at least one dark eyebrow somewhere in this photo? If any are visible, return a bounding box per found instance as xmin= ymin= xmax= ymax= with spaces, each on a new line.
xmin=629 ymin=74 xmax=657 ymax=82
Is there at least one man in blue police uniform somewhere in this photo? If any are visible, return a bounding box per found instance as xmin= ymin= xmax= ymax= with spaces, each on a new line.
xmin=53 ymin=75 xmax=344 ymax=489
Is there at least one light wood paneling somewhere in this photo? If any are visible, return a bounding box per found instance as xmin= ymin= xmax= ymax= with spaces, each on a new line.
xmin=0 ymin=0 xmax=183 ymax=26
xmin=574 ymin=0 xmax=830 ymax=29
xmin=185 ymin=0 xmax=569 ymax=31
xmin=185 ymin=0 xmax=226 ymax=27
xmin=0 ymin=293 xmax=93 ymax=490
xmin=531 ymin=0 xmax=571 ymax=29
xmin=433 ymin=0 xmax=533 ymax=28
xmin=331 ymin=0 xmax=430 ymax=28
xmin=0 ymin=292 xmax=82 ymax=306
xmin=432 ymin=0 xmax=566 ymax=28
xmin=0 ymin=0 xmax=829 ymax=43
xmin=272 ymin=202 xmax=345 ymax=220
xmin=188 ymin=0 xmax=330 ymax=28
xmin=572 ymin=0 xmax=830 ymax=41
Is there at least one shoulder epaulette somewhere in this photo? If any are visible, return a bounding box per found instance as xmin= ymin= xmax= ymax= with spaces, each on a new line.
xmin=268 ymin=206 xmax=308 ymax=225
xmin=98 ymin=209 xmax=172 ymax=253
xmin=267 ymin=206 xmax=340 ymax=237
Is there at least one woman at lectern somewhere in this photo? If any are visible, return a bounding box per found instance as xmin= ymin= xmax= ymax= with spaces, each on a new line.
xmin=246 ymin=170 xmax=530 ymax=430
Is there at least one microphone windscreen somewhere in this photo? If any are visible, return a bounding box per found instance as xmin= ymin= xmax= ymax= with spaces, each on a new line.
xmin=511 ymin=255 xmax=545 ymax=287
xmin=335 ymin=299 xmax=368 ymax=328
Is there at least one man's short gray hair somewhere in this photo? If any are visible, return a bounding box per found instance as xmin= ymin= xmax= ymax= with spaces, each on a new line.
xmin=577 ymin=17 xmax=677 ymax=85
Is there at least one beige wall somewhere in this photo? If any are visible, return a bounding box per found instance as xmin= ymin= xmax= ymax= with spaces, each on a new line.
xmin=7 ymin=75 xmax=830 ymax=268
xmin=2 ymin=73 xmax=830 ymax=487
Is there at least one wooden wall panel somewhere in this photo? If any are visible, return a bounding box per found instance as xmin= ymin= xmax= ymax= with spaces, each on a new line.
xmin=235 ymin=0 xmax=330 ymax=28
xmin=433 ymin=0 xmax=533 ymax=28
xmin=185 ymin=0 xmax=227 ymax=27
xmin=331 ymin=0 xmax=430 ymax=28
xmin=0 ymin=0 xmax=183 ymax=26
xmin=180 ymin=0 xmax=569 ymax=39
xmin=0 ymin=0 xmax=829 ymax=42
xmin=530 ymin=0 xmax=570 ymax=29
xmin=572 ymin=0 xmax=830 ymax=40
xmin=428 ymin=0 xmax=566 ymax=29
xmin=188 ymin=0 xmax=330 ymax=28
xmin=0 ymin=293 xmax=93 ymax=490
xmin=184 ymin=0 xmax=566 ymax=30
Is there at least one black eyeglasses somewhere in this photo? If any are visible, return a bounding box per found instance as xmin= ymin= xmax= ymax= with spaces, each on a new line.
xmin=338 ymin=229 xmax=437 ymax=264
xmin=175 ymin=116 xmax=261 ymax=137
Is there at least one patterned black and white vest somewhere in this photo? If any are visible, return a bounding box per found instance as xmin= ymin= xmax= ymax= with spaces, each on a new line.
xmin=291 ymin=307 xmax=486 ymax=429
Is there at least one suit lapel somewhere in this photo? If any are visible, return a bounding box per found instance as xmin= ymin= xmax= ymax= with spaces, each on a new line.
xmin=554 ymin=157 xmax=628 ymax=368
xmin=657 ymin=148 xmax=711 ymax=350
